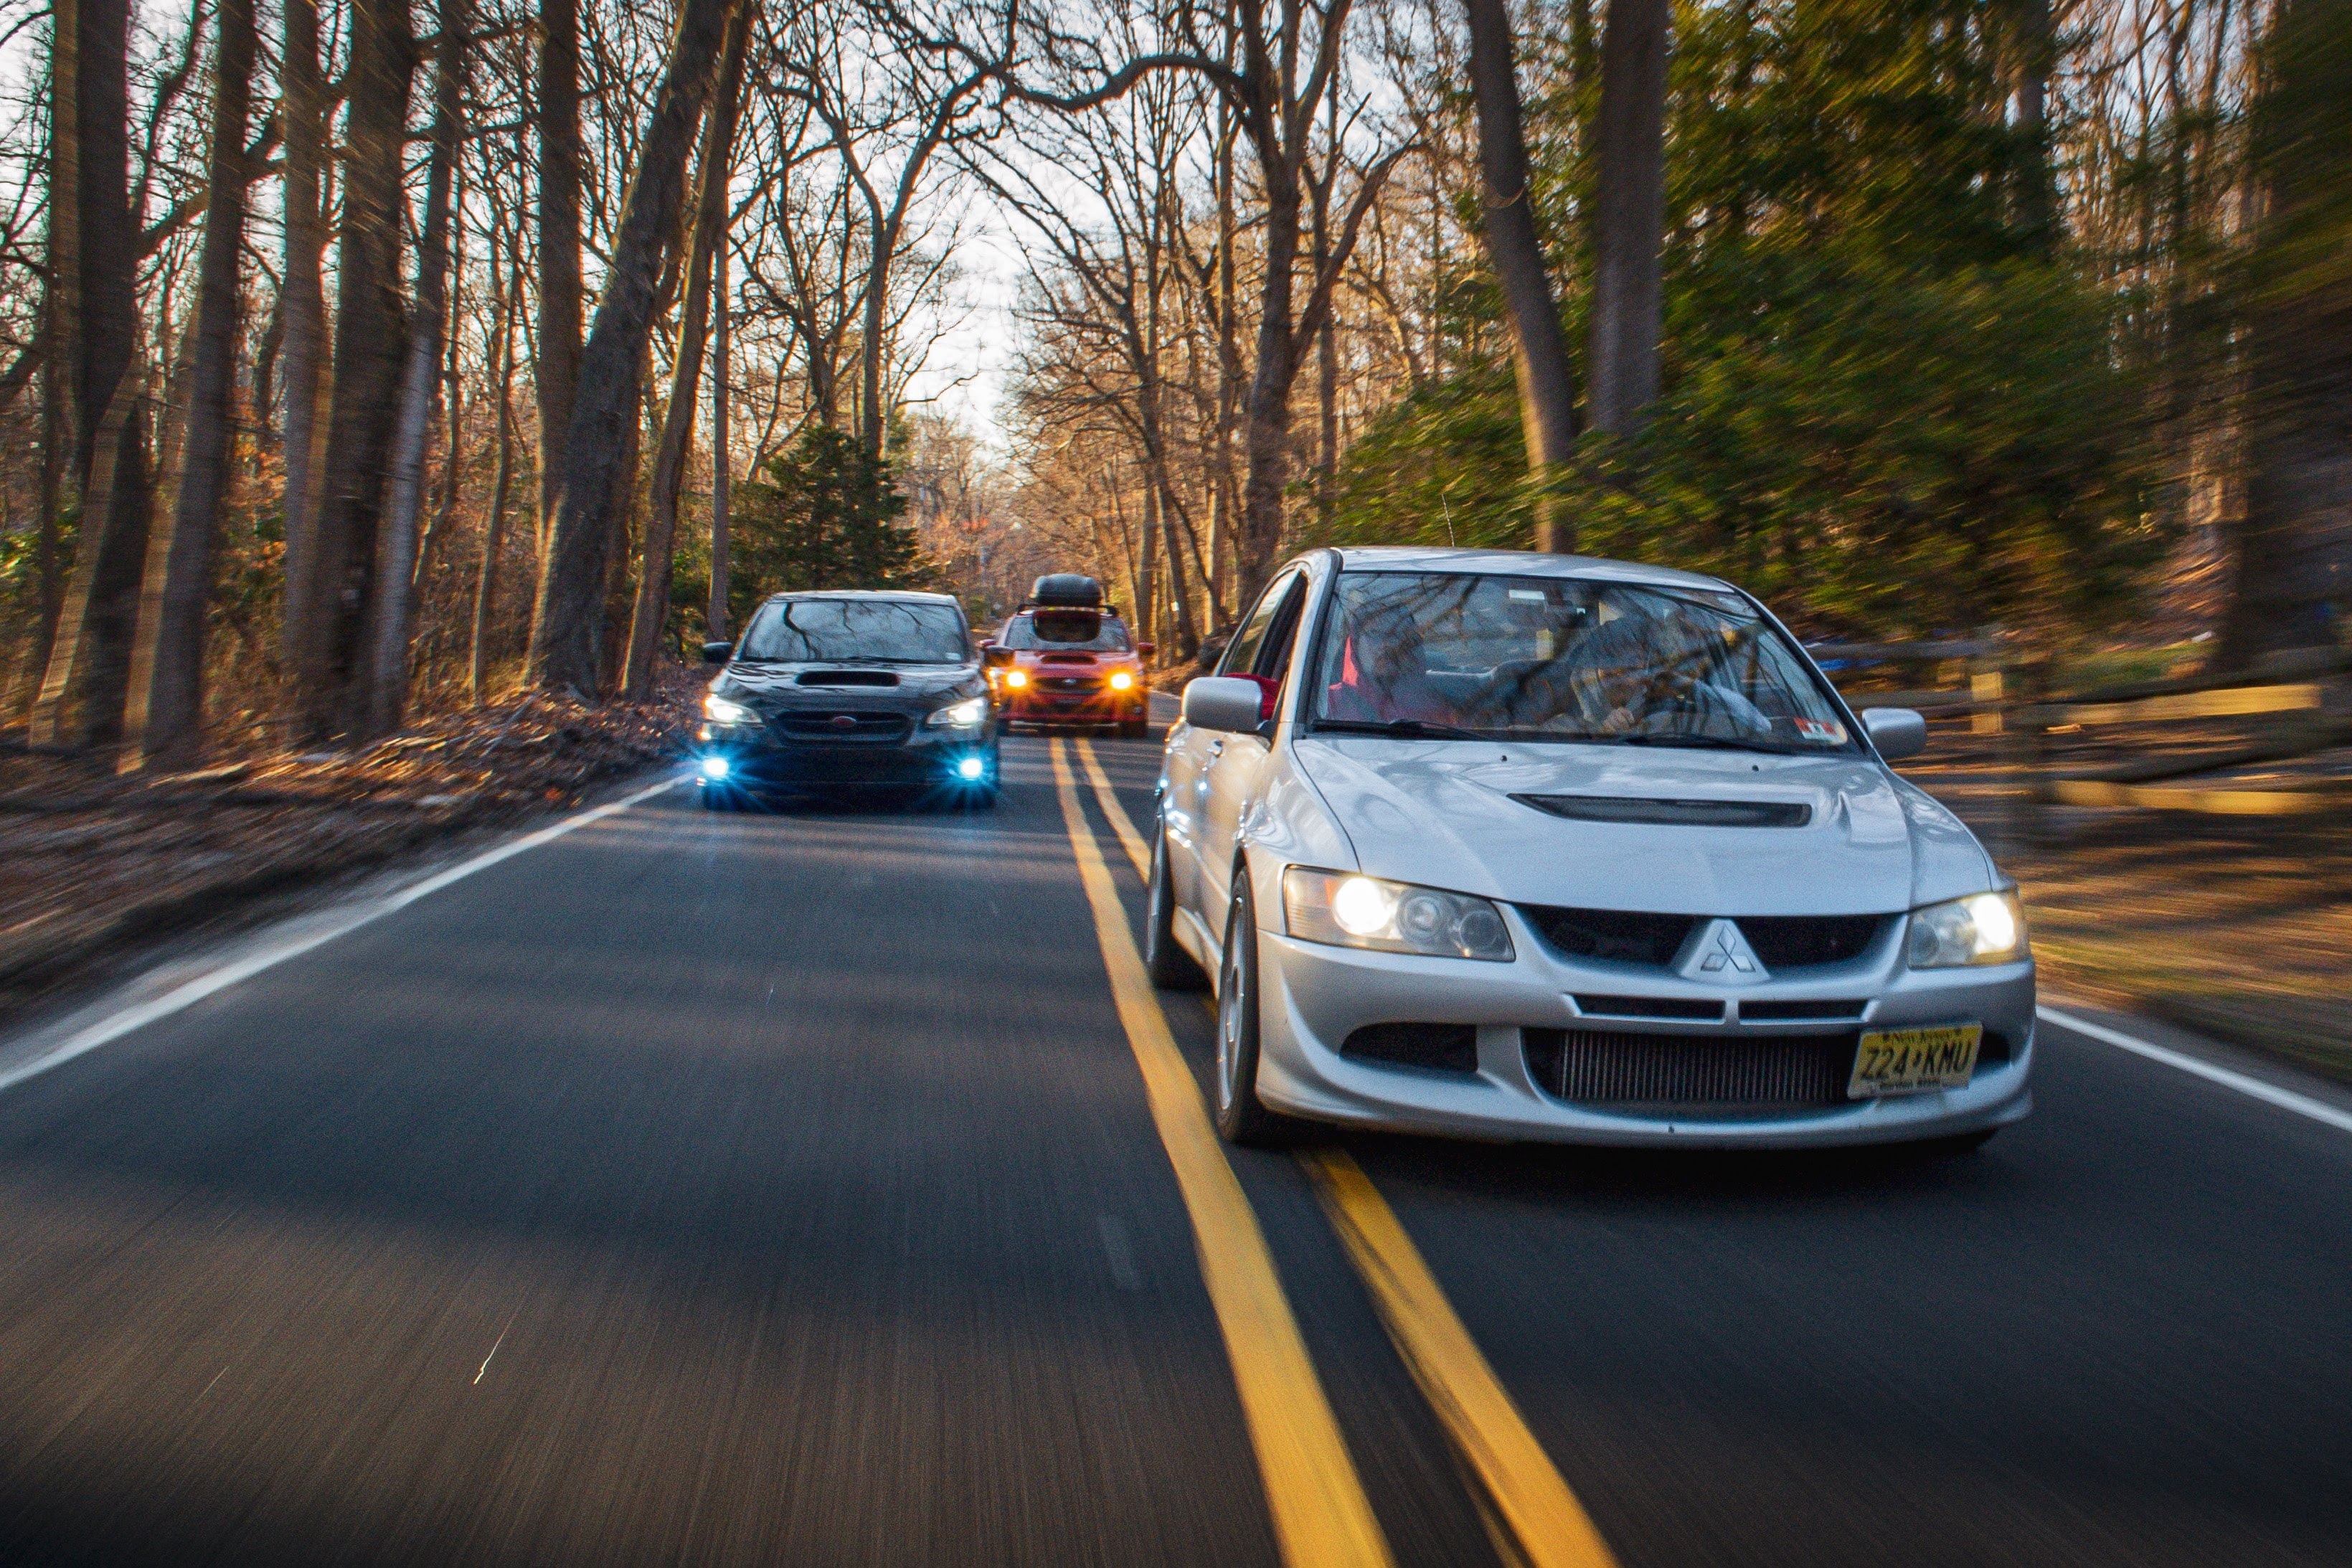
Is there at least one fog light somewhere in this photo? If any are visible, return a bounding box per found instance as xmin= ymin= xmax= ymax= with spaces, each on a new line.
xmin=699 ymin=755 xmax=730 ymax=780
xmin=957 ymin=755 xmax=986 ymax=781
xmin=1109 ymin=670 xmax=1135 ymax=691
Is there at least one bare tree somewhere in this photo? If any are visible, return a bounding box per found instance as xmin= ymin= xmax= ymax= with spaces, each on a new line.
xmin=122 ymin=0 xmax=259 ymax=768
xmin=1463 ymin=0 xmax=1576 ymax=547
xmin=277 ymin=0 xmax=331 ymax=663
xmin=626 ymin=0 xmax=752 ymax=696
xmin=529 ymin=0 xmax=740 ymax=694
xmin=290 ymin=0 xmax=417 ymax=739
xmin=1585 ymin=0 xmax=1669 ymax=435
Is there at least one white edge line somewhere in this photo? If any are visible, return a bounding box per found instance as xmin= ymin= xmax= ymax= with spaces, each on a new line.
xmin=2038 ymin=1004 xmax=2352 ymax=1137
xmin=0 ymin=774 xmax=683 ymax=1096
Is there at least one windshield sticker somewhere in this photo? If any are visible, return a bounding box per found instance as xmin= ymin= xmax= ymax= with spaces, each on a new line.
xmin=1794 ymin=716 xmax=1848 ymax=744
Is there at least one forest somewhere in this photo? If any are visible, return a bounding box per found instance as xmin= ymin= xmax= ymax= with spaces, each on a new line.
xmin=0 ymin=0 xmax=2345 ymax=767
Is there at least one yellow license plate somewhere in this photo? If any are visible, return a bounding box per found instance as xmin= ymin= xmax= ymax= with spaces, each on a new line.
xmin=1848 ymin=1024 xmax=1981 ymax=1098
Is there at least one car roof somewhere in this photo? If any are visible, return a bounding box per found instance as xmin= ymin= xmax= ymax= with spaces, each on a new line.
xmin=1328 ymin=546 xmax=1734 ymax=593
xmin=759 ymin=589 xmax=961 ymax=605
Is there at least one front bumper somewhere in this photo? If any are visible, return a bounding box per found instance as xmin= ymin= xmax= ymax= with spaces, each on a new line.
xmin=1250 ymin=909 xmax=2035 ymax=1148
xmin=1000 ymin=684 xmax=1145 ymax=726
xmin=696 ymin=720 xmax=998 ymax=790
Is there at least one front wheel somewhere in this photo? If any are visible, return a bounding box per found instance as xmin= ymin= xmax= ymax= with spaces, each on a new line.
xmin=1214 ymin=874 xmax=1288 ymax=1147
xmin=1118 ymin=717 xmax=1148 ymax=740
xmin=1146 ymin=821 xmax=1209 ymax=991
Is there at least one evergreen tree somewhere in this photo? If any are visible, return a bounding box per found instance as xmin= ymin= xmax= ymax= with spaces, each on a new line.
xmin=726 ymin=426 xmax=942 ymax=630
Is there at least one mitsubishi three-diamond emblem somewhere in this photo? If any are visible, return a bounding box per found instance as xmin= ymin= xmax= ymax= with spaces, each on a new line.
xmin=1677 ymin=918 xmax=1770 ymax=985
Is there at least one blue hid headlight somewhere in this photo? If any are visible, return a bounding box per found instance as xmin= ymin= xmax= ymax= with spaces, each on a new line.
xmin=699 ymin=755 xmax=731 ymax=780
xmin=956 ymin=755 xmax=986 ymax=780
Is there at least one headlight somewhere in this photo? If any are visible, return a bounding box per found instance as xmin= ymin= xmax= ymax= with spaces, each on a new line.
xmin=704 ymin=691 xmax=756 ymax=724
xmin=1282 ymin=867 xmax=1514 ymax=962
xmin=1109 ymin=669 xmax=1136 ymax=691
xmin=926 ymin=695 xmax=989 ymax=728
xmin=1907 ymin=890 xmax=2028 ymax=968
xmin=1002 ymin=669 xmax=1029 ymax=689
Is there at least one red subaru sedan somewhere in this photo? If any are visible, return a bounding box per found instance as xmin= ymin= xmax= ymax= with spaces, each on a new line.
xmin=983 ymin=575 xmax=1154 ymax=737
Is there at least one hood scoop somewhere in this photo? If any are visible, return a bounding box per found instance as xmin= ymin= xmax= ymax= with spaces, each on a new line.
xmin=1512 ymin=793 xmax=1812 ymax=829
xmin=797 ymin=669 xmax=899 ymax=687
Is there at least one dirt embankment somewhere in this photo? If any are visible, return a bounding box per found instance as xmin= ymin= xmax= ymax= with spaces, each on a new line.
xmin=1 ymin=669 xmax=707 ymax=1023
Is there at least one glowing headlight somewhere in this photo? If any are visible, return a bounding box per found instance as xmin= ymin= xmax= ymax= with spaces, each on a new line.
xmin=955 ymin=755 xmax=986 ymax=780
xmin=1907 ymin=890 xmax=2028 ymax=968
xmin=1002 ymin=669 xmax=1029 ymax=689
xmin=1282 ymin=868 xmax=1514 ymax=962
xmin=1109 ymin=669 xmax=1136 ymax=691
xmin=699 ymin=755 xmax=730 ymax=780
xmin=704 ymin=691 xmax=756 ymax=724
xmin=926 ymin=695 xmax=990 ymax=728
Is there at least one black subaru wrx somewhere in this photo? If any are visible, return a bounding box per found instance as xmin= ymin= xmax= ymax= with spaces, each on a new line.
xmin=694 ymin=590 xmax=1000 ymax=807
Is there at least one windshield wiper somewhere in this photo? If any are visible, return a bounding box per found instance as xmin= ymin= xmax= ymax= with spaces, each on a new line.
xmin=1313 ymin=717 xmax=1488 ymax=740
xmin=1612 ymin=732 xmax=1810 ymax=755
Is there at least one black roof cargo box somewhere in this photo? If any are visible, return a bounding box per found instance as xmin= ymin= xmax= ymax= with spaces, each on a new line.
xmin=1028 ymin=574 xmax=1104 ymax=608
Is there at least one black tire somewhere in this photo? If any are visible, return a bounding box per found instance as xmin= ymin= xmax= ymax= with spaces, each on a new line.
xmin=1118 ymin=717 xmax=1148 ymax=740
xmin=1145 ymin=821 xmax=1209 ymax=991
xmin=698 ymin=784 xmax=731 ymax=811
xmin=1214 ymin=874 xmax=1289 ymax=1147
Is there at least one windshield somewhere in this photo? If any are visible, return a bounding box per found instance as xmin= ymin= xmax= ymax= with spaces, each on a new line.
xmin=1000 ymin=611 xmax=1133 ymax=653
xmin=1309 ymin=572 xmax=1856 ymax=750
xmin=738 ymin=598 xmax=970 ymax=664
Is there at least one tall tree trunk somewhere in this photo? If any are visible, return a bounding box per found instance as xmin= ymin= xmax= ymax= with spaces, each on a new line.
xmin=290 ymin=0 xmax=415 ymax=740
xmin=1464 ymin=0 xmax=1579 ymax=549
xmin=626 ymin=0 xmax=748 ymax=696
xmin=1135 ymin=467 xmax=1159 ymax=648
xmin=122 ymin=0 xmax=256 ymax=770
xmin=537 ymin=0 xmax=583 ymax=549
xmin=527 ymin=0 xmax=737 ymax=696
xmin=1587 ymin=0 xmax=1671 ymax=435
xmin=362 ymin=0 xmax=466 ymax=737
xmin=473 ymin=228 xmax=519 ymax=704
xmin=32 ymin=379 xmax=150 ymax=747
xmin=708 ymin=235 xmax=732 ymax=640
xmin=277 ymin=0 xmax=329 ymax=663
xmin=32 ymin=0 xmax=151 ymax=748
xmin=417 ymin=157 xmax=470 ymax=586
xmin=2215 ymin=0 xmax=2352 ymax=666
xmin=1235 ymin=174 xmax=1299 ymax=607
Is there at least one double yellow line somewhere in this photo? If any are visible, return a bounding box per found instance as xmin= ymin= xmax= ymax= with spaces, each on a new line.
xmin=1052 ymin=738 xmax=1617 ymax=1568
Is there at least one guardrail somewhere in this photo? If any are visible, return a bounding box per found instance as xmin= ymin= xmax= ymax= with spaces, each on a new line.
xmin=1807 ymin=640 xmax=2351 ymax=834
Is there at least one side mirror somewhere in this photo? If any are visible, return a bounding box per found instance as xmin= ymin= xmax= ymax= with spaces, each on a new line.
xmin=981 ymin=645 xmax=1014 ymax=669
xmin=1184 ymin=676 xmax=1270 ymax=736
xmin=1861 ymin=707 xmax=1927 ymax=761
xmin=702 ymin=641 xmax=733 ymax=664
xmin=1135 ymin=641 xmax=1156 ymax=658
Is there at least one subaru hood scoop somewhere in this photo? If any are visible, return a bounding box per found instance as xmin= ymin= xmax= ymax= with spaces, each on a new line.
xmin=1293 ymin=737 xmax=1992 ymax=916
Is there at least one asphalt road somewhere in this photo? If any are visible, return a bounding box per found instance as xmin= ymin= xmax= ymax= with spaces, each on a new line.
xmin=0 ymin=727 xmax=2347 ymax=1567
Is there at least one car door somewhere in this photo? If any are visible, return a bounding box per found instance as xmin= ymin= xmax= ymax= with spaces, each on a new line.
xmin=1195 ymin=569 xmax=1311 ymax=928
xmin=1163 ymin=571 xmax=1292 ymax=915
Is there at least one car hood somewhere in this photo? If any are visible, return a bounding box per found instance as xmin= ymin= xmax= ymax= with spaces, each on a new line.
xmin=717 ymin=661 xmax=984 ymax=712
xmin=1290 ymin=737 xmax=1993 ymax=916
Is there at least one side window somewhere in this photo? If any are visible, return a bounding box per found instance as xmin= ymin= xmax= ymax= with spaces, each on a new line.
xmin=1255 ymin=577 xmax=1309 ymax=680
xmin=1218 ymin=571 xmax=1300 ymax=678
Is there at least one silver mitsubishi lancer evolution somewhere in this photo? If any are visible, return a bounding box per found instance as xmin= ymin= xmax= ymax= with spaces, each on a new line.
xmin=1146 ymin=547 xmax=2034 ymax=1150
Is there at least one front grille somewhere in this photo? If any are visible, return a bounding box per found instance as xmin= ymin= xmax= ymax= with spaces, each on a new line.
xmin=1041 ymin=675 xmax=1102 ymax=693
xmin=1524 ymin=1026 xmax=1856 ymax=1114
xmin=1574 ymin=994 xmax=1725 ymax=1021
xmin=1521 ymin=907 xmax=1697 ymax=966
xmin=1739 ymin=915 xmax=1889 ymax=968
xmin=1740 ymin=998 xmax=1869 ymax=1021
xmin=1341 ymin=1022 xmax=1478 ymax=1075
xmin=772 ymin=709 xmax=914 ymax=745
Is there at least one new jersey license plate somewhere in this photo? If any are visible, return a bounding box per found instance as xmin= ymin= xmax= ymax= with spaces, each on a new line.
xmin=1848 ymin=1024 xmax=1981 ymax=1098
